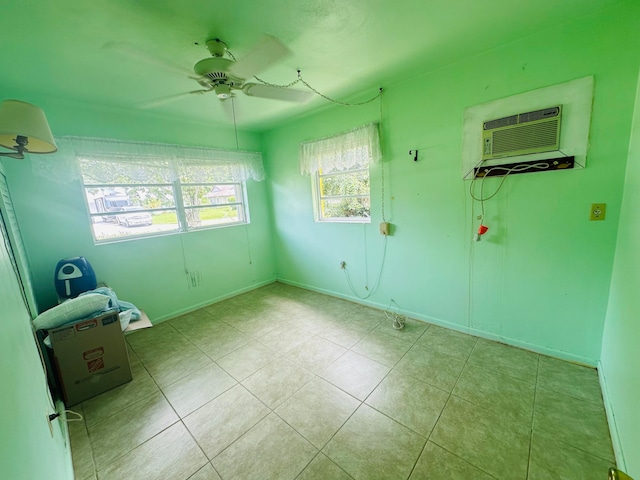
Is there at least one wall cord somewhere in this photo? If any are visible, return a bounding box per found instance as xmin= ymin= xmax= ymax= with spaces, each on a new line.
xmin=49 ymin=409 xmax=83 ymax=423
xmin=469 ymin=161 xmax=551 ymax=232
xmin=343 ymin=235 xmax=388 ymax=300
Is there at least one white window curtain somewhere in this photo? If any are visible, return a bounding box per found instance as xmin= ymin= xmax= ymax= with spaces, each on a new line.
xmin=31 ymin=136 xmax=265 ymax=184
xmin=299 ymin=123 xmax=381 ymax=175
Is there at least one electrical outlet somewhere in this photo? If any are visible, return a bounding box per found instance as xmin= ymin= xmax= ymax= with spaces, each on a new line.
xmin=590 ymin=203 xmax=606 ymax=221
xmin=379 ymin=222 xmax=390 ymax=236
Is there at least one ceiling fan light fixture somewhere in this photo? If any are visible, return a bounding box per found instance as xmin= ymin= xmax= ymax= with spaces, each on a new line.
xmin=215 ymin=84 xmax=231 ymax=99
xmin=205 ymin=38 xmax=227 ymax=57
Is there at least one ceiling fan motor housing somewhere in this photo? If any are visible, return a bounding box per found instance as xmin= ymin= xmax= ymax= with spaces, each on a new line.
xmin=193 ymin=57 xmax=242 ymax=89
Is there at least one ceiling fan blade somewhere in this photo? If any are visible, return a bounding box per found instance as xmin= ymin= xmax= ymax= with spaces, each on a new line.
xmin=243 ymin=83 xmax=312 ymax=103
xmin=138 ymin=90 xmax=212 ymax=109
xmin=103 ymin=42 xmax=196 ymax=78
xmin=228 ymin=35 xmax=290 ymax=79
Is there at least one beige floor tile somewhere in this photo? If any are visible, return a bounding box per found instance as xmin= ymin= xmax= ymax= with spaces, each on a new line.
xmin=184 ymin=384 xmax=269 ymax=459
xmin=347 ymin=308 xmax=386 ymax=331
xmin=366 ymin=370 xmax=449 ymax=437
xmin=430 ymin=396 xmax=531 ymax=479
xmin=69 ymin=421 xmax=96 ymax=480
xmin=127 ymin=324 xmax=197 ymax=361
xmin=371 ymin=318 xmax=430 ymax=343
xmin=275 ymin=376 xmax=360 ymax=448
xmin=534 ymin=387 xmax=614 ymax=462
xmin=195 ymin=324 xmax=252 ymax=360
xmin=88 ymin=391 xmax=179 ymax=471
xmin=216 ymin=340 xmax=279 ymax=380
xmin=395 ymin=346 xmax=465 ymax=392
xmin=200 ymin=301 xmax=228 ymax=317
xmin=323 ymin=404 xmax=425 ymax=480
xmin=296 ymin=453 xmax=353 ymax=480
xmin=71 ymin=285 xmax=615 ymax=479
xmin=537 ymin=355 xmax=602 ymax=404
xmin=126 ymin=322 xmax=182 ymax=353
xmin=98 ymin=422 xmax=207 ymax=480
xmin=212 ymin=413 xmax=318 ymax=480
xmin=409 ymin=442 xmax=495 ymax=480
xmin=162 ymin=363 xmax=237 ymax=417
xmin=143 ymin=344 xmax=213 ymax=388
xmin=256 ymin=323 xmax=314 ymax=353
xmin=320 ymin=351 xmax=390 ymax=401
xmin=528 ymin=431 xmax=615 ymax=480
xmin=413 ymin=325 xmax=478 ymax=361
xmin=467 ymin=339 xmax=539 ymax=384
xmin=284 ymin=335 xmax=347 ymax=374
xmin=317 ymin=322 xmax=371 ymax=349
xmin=168 ymin=308 xmax=216 ymax=333
xmin=82 ymin=361 xmax=159 ymax=427
xmin=187 ymin=463 xmax=221 ymax=480
xmin=242 ymin=357 xmax=315 ymax=408
xmin=352 ymin=329 xmax=414 ymax=367
xmin=170 ymin=313 xmax=238 ymax=346
xmin=452 ymin=363 xmax=535 ymax=424
xmin=292 ymin=312 xmax=336 ymax=334
xmin=231 ymin=314 xmax=282 ymax=338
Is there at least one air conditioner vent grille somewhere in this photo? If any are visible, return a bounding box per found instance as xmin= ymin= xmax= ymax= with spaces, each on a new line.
xmin=492 ymin=120 xmax=559 ymax=155
xmin=484 ymin=115 xmax=518 ymax=131
xmin=482 ymin=105 xmax=562 ymax=160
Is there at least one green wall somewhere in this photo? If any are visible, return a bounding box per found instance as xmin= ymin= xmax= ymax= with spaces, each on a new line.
xmin=2 ymin=1 xmax=640 ymax=476
xmin=0 ymin=163 xmax=72 ymax=479
xmin=263 ymin=2 xmax=640 ymax=365
xmin=600 ymin=68 xmax=640 ymax=476
xmin=1 ymin=99 xmax=277 ymax=320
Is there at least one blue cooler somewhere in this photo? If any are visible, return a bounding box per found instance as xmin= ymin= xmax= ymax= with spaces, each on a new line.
xmin=54 ymin=256 xmax=97 ymax=299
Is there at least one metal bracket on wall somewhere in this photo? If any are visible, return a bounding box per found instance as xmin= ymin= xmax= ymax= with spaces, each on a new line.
xmin=473 ymin=156 xmax=575 ymax=178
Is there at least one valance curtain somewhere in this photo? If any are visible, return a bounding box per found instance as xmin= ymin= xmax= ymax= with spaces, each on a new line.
xmin=31 ymin=136 xmax=265 ymax=184
xmin=299 ymin=123 xmax=382 ymax=175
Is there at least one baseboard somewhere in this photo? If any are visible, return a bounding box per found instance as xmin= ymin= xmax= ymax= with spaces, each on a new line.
xmin=152 ymin=277 xmax=277 ymax=324
xmin=598 ymin=361 xmax=627 ymax=471
xmin=277 ymin=277 xmax=598 ymax=366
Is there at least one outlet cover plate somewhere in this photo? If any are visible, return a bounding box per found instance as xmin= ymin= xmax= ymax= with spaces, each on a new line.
xmin=590 ymin=203 xmax=606 ymax=221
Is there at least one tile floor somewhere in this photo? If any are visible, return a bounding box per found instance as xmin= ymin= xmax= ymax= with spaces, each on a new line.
xmin=68 ymin=282 xmax=616 ymax=480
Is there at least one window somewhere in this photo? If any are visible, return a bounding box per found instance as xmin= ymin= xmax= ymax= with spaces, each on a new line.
xmin=300 ymin=123 xmax=380 ymax=223
xmin=80 ymin=158 xmax=248 ymax=242
xmin=67 ymin=137 xmax=264 ymax=243
xmin=314 ymin=160 xmax=370 ymax=221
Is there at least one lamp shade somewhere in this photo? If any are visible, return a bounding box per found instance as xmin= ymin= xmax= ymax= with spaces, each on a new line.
xmin=0 ymin=100 xmax=57 ymax=154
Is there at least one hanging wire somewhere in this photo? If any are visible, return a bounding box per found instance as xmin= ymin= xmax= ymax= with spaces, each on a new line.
xmin=230 ymin=97 xmax=240 ymax=150
xmin=254 ymin=70 xmax=383 ymax=106
xmin=469 ymin=161 xmax=551 ymax=231
xmin=343 ymin=235 xmax=388 ymax=300
xmin=224 ymin=44 xmax=382 ymax=107
xmin=379 ymin=90 xmax=386 ymax=223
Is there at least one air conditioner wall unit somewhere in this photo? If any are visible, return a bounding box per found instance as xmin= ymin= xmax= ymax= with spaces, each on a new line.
xmin=481 ymin=106 xmax=562 ymax=160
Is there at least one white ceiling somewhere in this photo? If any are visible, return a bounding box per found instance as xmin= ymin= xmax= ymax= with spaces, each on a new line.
xmin=0 ymin=0 xmax=623 ymax=130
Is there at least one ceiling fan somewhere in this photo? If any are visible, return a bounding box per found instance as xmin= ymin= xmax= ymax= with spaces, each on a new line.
xmin=107 ymin=35 xmax=313 ymax=109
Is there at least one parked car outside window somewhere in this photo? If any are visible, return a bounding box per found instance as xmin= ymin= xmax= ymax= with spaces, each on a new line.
xmin=115 ymin=206 xmax=153 ymax=227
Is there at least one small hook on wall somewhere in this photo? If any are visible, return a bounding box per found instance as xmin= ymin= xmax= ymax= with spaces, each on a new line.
xmin=409 ymin=150 xmax=418 ymax=161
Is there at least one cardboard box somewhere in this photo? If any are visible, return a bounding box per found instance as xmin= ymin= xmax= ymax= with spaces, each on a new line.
xmin=50 ymin=310 xmax=132 ymax=406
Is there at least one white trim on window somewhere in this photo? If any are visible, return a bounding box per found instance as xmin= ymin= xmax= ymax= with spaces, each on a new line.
xmin=78 ymin=159 xmax=250 ymax=243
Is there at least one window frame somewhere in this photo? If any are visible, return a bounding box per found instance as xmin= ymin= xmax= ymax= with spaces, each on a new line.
xmin=312 ymin=164 xmax=371 ymax=223
xmin=80 ymin=165 xmax=250 ymax=244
